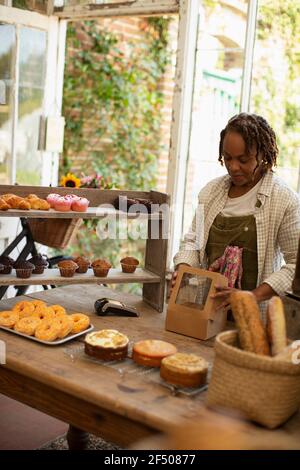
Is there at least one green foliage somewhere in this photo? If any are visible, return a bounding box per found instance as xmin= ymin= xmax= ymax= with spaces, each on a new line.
xmin=252 ymin=0 xmax=300 ymax=173
xmin=62 ymin=18 xmax=171 ymax=190
xmin=58 ymin=19 xmax=171 ymax=293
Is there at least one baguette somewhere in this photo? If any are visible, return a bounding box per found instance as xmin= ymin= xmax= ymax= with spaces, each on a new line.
xmin=266 ymin=296 xmax=287 ymax=356
xmin=230 ymin=291 xmax=270 ymax=356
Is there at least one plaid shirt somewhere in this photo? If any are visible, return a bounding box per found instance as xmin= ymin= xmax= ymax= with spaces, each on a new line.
xmin=174 ymin=171 xmax=300 ymax=316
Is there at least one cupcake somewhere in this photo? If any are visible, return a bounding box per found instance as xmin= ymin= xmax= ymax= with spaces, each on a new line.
xmin=71 ymin=197 xmax=90 ymax=212
xmin=91 ymin=259 xmax=111 ymax=277
xmin=46 ymin=193 xmax=60 ymax=208
xmin=73 ymin=256 xmax=90 ymax=274
xmin=0 ymin=255 xmax=15 ymax=274
xmin=28 ymin=254 xmax=49 ymax=274
xmin=53 ymin=196 xmax=72 ymax=212
xmin=14 ymin=260 xmax=35 ymax=279
xmin=120 ymin=257 xmax=139 ymax=273
xmin=57 ymin=260 xmax=78 ymax=277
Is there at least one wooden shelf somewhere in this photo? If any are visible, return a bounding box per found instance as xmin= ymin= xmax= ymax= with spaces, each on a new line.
xmin=0 ymin=184 xmax=169 ymax=312
xmin=0 ymin=207 xmax=162 ymax=220
xmin=0 ymin=268 xmax=161 ymax=286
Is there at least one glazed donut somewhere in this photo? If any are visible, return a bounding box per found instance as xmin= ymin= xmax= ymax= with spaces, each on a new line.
xmin=13 ymin=301 xmax=35 ymax=318
xmin=69 ymin=313 xmax=90 ymax=334
xmin=32 ymin=306 xmax=55 ymax=321
xmin=0 ymin=311 xmax=19 ymax=328
xmin=14 ymin=316 xmax=41 ymax=336
xmin=29 ymin=300 xmax=46 ymax=311
xmin=57 ymin=315 xmax=74 ymax=339
xmin=35 ymin=318 xmax=61 ymax=342
xmin=50 ymin=304 xmax=67 ymax=318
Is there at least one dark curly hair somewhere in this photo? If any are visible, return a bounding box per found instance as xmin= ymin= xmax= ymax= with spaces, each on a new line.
xmin=218 ymin=113 xmax=278 ymax=170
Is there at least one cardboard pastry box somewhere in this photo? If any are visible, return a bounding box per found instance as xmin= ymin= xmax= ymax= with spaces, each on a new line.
xmin=166 ymin=266 xmax=228 ymax=340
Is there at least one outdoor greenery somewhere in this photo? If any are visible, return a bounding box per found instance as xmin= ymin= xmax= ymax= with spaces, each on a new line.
xmin=62 ymin=18 xmax=171 ymax=190
xmin=58 ymin=18 xmax=172 ymax=292
xmin=252 ymin=0 xmax=300 ymax=175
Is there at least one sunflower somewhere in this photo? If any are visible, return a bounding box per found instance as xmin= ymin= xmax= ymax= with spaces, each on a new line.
xmin=60 ymin=173 xmax=81 ymax=188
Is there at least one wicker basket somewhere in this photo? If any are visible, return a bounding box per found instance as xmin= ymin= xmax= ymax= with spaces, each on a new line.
xmin=206 ymin=330 xmax=300 ymax=429
xmin=28 ymin=218 xmax=82 ymax=249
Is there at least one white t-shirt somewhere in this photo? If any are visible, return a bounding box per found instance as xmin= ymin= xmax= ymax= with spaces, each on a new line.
xmin=221 ymin=179 xmax=263 ymax=217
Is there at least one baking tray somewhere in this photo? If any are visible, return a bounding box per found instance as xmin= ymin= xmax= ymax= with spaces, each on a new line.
xmin=0 ymin=324 xmax=94 ymax=345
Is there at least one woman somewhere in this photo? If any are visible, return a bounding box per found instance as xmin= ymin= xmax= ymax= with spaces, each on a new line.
xmin=172 ymin=113 xmax=300 ymax=320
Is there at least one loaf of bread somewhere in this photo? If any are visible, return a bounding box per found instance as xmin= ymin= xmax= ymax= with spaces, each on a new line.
xmin=266 ymin=296 xmax=287 ymax=356
xmin=230 ymin=291 xmax=270 ymax=356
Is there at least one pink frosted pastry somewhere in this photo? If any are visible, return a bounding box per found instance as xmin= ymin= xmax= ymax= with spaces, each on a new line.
xmin=65 ymin=194 xmax=80 ymax=202
xmin=54 ymin=196 xmax=72 ymax=211
xmin=71 ymin=197 xmax=90 ymax=212
xmin=46 ymin=193 xmax=60 ymax=208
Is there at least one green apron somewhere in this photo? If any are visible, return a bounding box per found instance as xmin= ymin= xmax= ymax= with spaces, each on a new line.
xmin=206 ymin=214 xmax=258 ymax=290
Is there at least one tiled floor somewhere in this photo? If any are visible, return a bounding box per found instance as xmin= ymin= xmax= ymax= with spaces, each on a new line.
xmin=0 ymin=394 xmax=68 ymax=450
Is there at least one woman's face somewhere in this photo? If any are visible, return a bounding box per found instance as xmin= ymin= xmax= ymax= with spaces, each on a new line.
xmin=222 ymin=131 xmax=262 ymax=187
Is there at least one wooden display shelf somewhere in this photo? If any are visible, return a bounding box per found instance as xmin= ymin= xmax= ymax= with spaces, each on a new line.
xmin=0 ymin=184 xmax=169 ymax=312
xmin=0 ymin=207 xmax=162 ymax=219
xmin=0 ymin=268 xmax=161 ymax=286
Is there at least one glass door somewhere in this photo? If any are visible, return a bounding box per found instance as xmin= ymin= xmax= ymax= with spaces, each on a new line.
xmin=0 ymin=23 xmax=14 ymax=184
xmin=16 ymin=27 xmax=47 ymax=185
xmin=0 ymin=5 xmax=64 ymax=187
xmin=0 ymin=5 xmax=65 ymax=255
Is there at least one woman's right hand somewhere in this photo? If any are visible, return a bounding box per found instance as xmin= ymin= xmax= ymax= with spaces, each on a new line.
xmin=169 ymin=263 xmax=189 ymax=297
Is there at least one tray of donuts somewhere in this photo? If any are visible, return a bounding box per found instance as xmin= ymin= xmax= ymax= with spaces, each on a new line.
xmin=83 ymin=329 xmax=209 ymax=393
xmin=207 ymin=292 xmax=300 ymax=429
xmin=0 ymin=300 xmax=93 ymax=345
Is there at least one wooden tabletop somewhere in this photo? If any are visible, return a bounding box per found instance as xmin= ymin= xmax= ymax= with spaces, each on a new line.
xmin=1 ymin=284 xmax=300 ymax=448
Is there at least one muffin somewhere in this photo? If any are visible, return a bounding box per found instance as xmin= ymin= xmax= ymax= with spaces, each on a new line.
xmin=132 ymin=339 xmax=178 ymax=368
xmin=28 ymin=254 xmax=49 ymax=274
xmin=73 ymin=256 xmax=90 ymax=274
xmin=91 ymin=259 xmax=111 ymax=277
xmin=57 ymin=260 xmax=78 ymax=277
xmin=0 ymin=255 xmax=15 ymax=274
xmin=120 ymin=257 xmax=139 ymax=273
xmin=160 ymin=353 xmax=208 ymax=388
xmin=14 ymin=260 xmax=35 ymax=279
xmin=84 ymin=329 xmax=129 ymax=361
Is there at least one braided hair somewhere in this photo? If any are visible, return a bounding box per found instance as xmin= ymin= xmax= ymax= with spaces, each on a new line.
xmin=218 ymin=113 xmax=278 ymax=170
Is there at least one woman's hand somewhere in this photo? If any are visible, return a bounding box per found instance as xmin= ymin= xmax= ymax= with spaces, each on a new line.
xmin=169 ymin=263 xmax=190 ymax=298
xmin=210 ymin=285 xmax=240 ymax=310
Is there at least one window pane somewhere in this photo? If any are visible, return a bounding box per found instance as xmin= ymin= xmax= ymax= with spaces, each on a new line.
xmin=183 ymin=1 xmax=248 ymax=234
xmin=16 ymin=27 xmax=46 ymax=185
xmin=0 ymin=24 xmax=14 ymax=184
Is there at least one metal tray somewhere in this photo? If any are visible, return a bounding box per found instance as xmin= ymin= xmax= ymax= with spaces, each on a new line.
xmin=0 ymin=324 xmax=94 ymax=345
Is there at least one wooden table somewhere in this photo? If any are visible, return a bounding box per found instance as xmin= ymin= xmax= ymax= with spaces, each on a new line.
xmin=1 ymin=284 xmax=300 ymax=450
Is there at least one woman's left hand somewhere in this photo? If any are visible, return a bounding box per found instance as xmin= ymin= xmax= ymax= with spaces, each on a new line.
xmin=210 ymin=285 xmax=240 ymax=310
